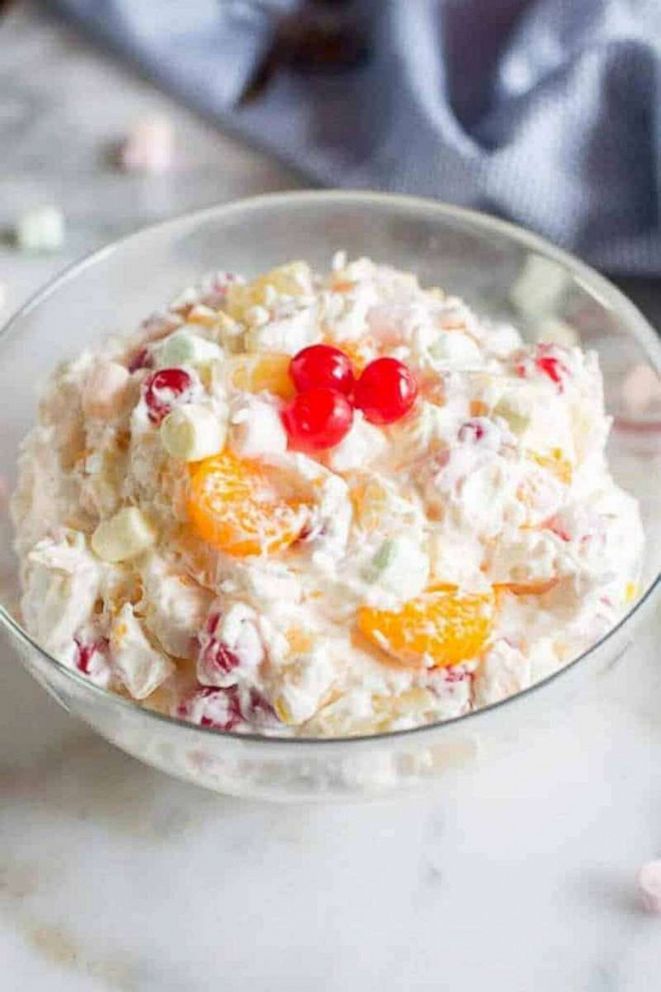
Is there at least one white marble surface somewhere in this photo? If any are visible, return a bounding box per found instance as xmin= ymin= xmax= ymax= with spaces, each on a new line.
xmin=2 ymin=4 xmax=661 ymax=990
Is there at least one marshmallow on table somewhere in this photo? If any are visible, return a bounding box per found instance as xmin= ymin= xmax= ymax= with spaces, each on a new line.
xmin=160 ymin=404 xmax=226 ymax=461
xmin=16 ymin=206 xmax=65 ymax=253
xmin=120 ymin=115 xmax=174 ymax=173
xmin=637 ymin=860 xmax=661 ymax=914
xmin=620 ymin=363 xmax=661 ymax=418
xmin=91 ymin=507 xmax=156 ymax=562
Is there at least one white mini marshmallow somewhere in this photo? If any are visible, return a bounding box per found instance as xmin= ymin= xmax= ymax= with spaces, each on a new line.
xmin=110 ymin=603 xmax=174 ymax=699
xmin=91 ymin=506 xmax=156 ymax=562
xmin=160 ymin=404 xmax=226 ymax=462
xmin=510 ymin=255 xmax=570 ymax=317
xmin=637 ymin=860 xmax=661 ymax=914
xmin=276 ymin=645 xmax=337 ymax=725
xmin=427 ymin=330 xmax=482 ymax=368
xmin=326 ymin=411 xmax=388 ymax=472
xmin=229 ymin=395 xmax=288 ymax=459
xmin=82 ymin=361 xmax=130 ymax=419
xmin=535 ymin=318 xmax=578 ymax=348
xmin=16 ymin=206 xmax=65 ymax=253
xmin=155 ymin=329 xmax=222 ymax=368
xmin=120 ymin=115 xmax=174 ymax=173
xmin=244 ymin=310 xmax=319 ymax=355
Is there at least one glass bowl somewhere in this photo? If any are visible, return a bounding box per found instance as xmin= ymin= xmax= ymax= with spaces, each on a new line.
xmin=1 ymin=190 xmax=660 ymax=802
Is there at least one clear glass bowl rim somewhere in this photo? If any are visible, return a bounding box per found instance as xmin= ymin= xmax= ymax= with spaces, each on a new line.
xmin=1 ymin=188 xmax=659 ymax=748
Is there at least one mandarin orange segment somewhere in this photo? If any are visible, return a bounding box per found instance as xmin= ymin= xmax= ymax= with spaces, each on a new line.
xmin=496 ymin=579 xmax=559 ymax=596
xmin=357 ymin=586 xmax=495 ymax=669
xmin=187 ymin=451 xmax=307 ymax=557
xmin=225 ymin=353 xmax=295 ymax=400
xmin=330 ymin=279 xmax=356 ymax=293
xmin=470 ymin=399 xmax=489 ymax=418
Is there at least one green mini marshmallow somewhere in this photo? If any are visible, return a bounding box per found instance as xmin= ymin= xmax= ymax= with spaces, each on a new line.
xmin=363 ymin=537 xmax=430 ymax=599
xmin=156 ymin=329 xmax=222 ymax=368
xmin=493 ymin=396 xmax=531 ymax=435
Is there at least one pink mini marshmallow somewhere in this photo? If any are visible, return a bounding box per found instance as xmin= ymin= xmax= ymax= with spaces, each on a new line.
xmin=82 ymin=361 xmax=130 ymax=419
xmin=620 ymin=364 xmax=661 ymax=418
xmin=637 ymin=860 xmax=661 ymax=914
xmin=120 ymin=115 xmax=174 ymax=173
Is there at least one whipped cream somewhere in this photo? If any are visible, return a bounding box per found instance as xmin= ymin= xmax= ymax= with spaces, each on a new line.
xmin=11 ymin=257 xmax=644 ymax=737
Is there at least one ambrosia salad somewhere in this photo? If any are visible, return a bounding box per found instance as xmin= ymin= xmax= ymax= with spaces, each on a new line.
xmin=11 ymin=255 xmax=643 ymax=737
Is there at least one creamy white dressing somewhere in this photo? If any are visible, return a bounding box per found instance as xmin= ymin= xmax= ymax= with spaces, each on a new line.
xmin=11 ymin=257 xmax=644 ymax=737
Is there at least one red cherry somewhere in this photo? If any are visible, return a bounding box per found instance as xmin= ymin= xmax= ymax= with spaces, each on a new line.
xmin=282 ymin=387 xmax=353 ymax=450
xmin=354 ymin=357 xmax=418 ymax=425
xmin=144 ymin=367 xmax=194 ymax=424
xmin=290 ymin=344 xmax=355 ymax=396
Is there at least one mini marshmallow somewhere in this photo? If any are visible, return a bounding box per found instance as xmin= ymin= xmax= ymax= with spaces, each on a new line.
xmin=229 ymin=395 xmax=288 ymax=459
xmin=535 ymin=318 xmax=579 ymax=348
xmin=155 ymin=329 xmax=222 ymax=368
xmin=620 ymin=363 xmax=661 ymax=418
xmin=91 ymin=506 xmax=156 ymax=562
xmin=363 ymin=536 xmax=430 ymax=603
xmin=82 ymin=361 xmax=130 ymax=419
xmin=326 ymin=411 xmax=388 ymax=472
xmin=510 ymin=255 xmax=570 ymax=317
xmin=427 ymin=330 xmax=482 ymax=368
xmin=637 ymin=860 xmax=661 ymax=914
xmin=119 ymin=115 xmax=174 ymax=173
xmin=110 ymin=603 xmax=174 ymax=699
xmin=16 ymin=206 xmax=65 ymax=253
xmin=160 ymin=404 xmax=226 ymax=462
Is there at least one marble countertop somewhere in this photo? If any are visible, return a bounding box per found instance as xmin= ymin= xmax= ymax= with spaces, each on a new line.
xmin=2 ymin=4 xmax=661 ymax=990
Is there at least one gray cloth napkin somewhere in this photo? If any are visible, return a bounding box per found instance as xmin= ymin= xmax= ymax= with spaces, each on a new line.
xmin=52 ymin=0 xmax=661 ymax=276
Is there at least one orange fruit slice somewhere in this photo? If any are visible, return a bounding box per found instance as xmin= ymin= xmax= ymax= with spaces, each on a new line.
xmin=188 ymin=451 xmax=308 ymax=557
xmin=496 ymin=579 xmax=559 ymax=596
xmin=225 ymin=353 xmax=295 ymax=400
xmin=469 ymin=399 xmax=489 ymax=418
xmin=357 ymin=585 xmax=495 ymax=669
